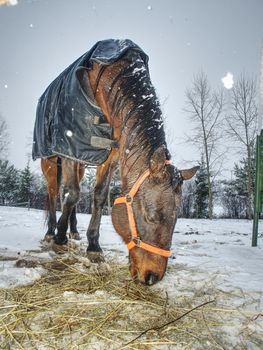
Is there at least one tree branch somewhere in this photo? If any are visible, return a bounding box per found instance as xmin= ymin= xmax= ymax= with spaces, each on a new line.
xmin=124 ymin=299 xmax=215 ymax=347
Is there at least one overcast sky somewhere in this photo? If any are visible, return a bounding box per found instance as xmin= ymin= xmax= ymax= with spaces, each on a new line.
xmin=0 ymin=0 xmax=262 ymax=172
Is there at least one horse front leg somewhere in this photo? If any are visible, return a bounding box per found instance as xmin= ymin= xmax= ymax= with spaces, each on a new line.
xmin=55 ymin=160 xmax=80 ymax=245
xmin=86 ymin=150 xmax=118 ymax=261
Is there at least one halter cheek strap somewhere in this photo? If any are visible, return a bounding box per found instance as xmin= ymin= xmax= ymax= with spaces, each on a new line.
xmin=114 ymin=165 xmax=172 ymax=258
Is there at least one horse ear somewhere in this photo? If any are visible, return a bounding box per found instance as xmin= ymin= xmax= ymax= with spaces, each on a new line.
xmin=180 ymin=166 xmax=199 ymax=180
xmin=149 ymin=146 xmax=166 ymax=174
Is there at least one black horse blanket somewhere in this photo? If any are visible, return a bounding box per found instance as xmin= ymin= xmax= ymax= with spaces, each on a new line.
xmin=32 ymin=39 xmax=148 ymax=165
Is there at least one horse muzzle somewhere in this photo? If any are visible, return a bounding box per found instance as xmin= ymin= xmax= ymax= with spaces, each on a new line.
xmin=131 ymin=268 xmax=162 ymax=285
xmin=129 ymin=249 xmax=167 ymax=285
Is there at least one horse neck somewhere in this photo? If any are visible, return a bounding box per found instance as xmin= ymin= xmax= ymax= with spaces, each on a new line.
xmin=89 ymin=60 xmax=165 ymax=192
xmin=114 ymin=90 xmax=165 ymax=193
xmin=116 ymin=93 xmax=166 ymax=193
xmin=118 ymin=112 xmax=151 ymax=192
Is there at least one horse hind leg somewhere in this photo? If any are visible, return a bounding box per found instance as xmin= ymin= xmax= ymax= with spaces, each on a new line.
xmin=41 ymin=157 xmax=61 ymax=241
xmin=55 ymin=160 xmax=80 ymax=245
xmin=69 ymin=164 xmax=85 ymax=240
xmin=69 ymin=204 xmax=87 ymax=240
xmin=69 ymin=206 xmax=80 ymax=240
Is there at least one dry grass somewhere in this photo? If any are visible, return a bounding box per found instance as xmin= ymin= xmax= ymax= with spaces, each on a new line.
xmin=0 ymin=252 xmax=262 ymax=350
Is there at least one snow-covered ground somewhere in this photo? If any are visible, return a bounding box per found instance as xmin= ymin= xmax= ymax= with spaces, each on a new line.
xmin=0 ymin=206 xmax=263 ymax=349
xmin=0 ymin=206 xmax=262 ymax=292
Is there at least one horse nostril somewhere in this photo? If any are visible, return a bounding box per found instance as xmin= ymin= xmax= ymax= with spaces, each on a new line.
xmin=145 ymin=272 xmax=159 ymax=286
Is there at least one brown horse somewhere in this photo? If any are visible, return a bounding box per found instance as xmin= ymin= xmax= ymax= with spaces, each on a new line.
xmin=38 ymin=42 xmax=198 ymax=285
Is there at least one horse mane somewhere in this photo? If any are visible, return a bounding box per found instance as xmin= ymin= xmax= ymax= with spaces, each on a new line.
xmin=106 ymin=51 xmax=170 ymax=166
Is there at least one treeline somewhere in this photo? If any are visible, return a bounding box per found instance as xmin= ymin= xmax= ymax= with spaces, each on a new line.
xmin=0 ymin=160 xmax=46 ymax=209
xmin=181 ymin=156 xmax=255 ymax=219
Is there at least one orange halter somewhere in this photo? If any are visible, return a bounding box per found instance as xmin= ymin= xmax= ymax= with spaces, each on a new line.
xmin=114 ymin=164 xmax=172 ymax=258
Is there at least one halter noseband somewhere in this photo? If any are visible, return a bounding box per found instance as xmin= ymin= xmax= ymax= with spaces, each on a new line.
xmin=114 ymin=163 xmax=172 ymax=258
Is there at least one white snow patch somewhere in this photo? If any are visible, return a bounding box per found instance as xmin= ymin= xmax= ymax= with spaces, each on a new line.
xmin=142 ymin=93 xmax=154 ymax=100
xmin=0 ymin=261 xmax=44 ymax=288
xmin=133 ymin=66 xmax=147 ymax=74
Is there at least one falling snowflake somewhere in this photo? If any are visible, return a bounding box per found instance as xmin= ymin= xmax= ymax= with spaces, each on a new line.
xmin=147 ymin=5 xmax=152 ymax=10
xmin=29 ymin=23 xmax=34 ymax=28
xmin=221 ymin=72 xmax=234 ymax=89
xmin=0 ymin=0 xmax=18 ymax=5
xmin=4 ymin=84 xmax=8 ymax=89
xmin=66 ymin=130 xmax=73 ymax=137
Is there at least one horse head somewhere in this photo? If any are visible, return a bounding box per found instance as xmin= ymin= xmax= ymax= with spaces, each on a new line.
xmin=112 ymin=146 xmax=198 ymax=285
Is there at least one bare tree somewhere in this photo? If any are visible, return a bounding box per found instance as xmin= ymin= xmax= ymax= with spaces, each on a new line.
xmin=180 ymin=179 xmax=195 ymax=218
xmin=0 ymin=114 xmax=9 ymax=160
xmin=184 ymin=72 xmax=224 ymax=219
xmin=225 ymin=74 xmax=258 ymax=219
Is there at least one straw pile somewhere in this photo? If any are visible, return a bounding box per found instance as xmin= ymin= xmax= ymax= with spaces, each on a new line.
xmin=0 ymin=251 xmax=259 ymax=350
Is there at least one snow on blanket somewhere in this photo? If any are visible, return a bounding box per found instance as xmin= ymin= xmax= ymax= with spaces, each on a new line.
xmin=0 ymin=206 xmax=262 ymax=348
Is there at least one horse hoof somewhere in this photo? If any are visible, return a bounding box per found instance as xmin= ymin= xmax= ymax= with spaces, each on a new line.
xmin=54 ymin=235 xmax=68 ymax=245
xmin=44 ymin=234 xmax=55 ymax=242
xmin=86 ymin=251 xmax=105 ymax=263
xmin=69 ymin=232 xmax=81 ymax=240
